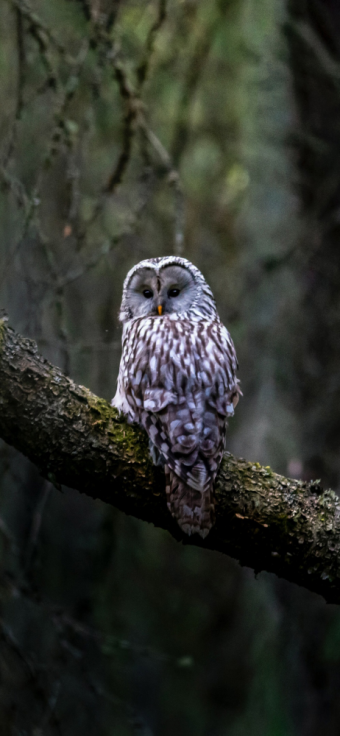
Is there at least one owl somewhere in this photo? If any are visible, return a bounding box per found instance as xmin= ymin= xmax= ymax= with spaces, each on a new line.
xmin=112 ymin=257 xmax=240 ymax=538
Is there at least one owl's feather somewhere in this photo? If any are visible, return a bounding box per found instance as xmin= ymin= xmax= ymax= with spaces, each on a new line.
xmin=165 ymin=465 xmax=215 ymax=539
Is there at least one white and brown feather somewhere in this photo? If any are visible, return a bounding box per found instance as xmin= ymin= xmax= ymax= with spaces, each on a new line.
xmin=112 ymin=257 xmax=240 ymax=538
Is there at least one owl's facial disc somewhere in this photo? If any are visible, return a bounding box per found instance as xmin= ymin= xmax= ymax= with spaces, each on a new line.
xmin=126 ymin=265 xmax=197 ymax=317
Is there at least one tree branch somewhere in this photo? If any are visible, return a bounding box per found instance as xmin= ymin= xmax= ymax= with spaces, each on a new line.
xmin=1 ymin=319 xmax=340 ymax=603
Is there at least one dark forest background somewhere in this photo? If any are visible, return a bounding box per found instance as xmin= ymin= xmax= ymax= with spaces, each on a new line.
xmin=1 ymin=1 xmax=340 ymax=734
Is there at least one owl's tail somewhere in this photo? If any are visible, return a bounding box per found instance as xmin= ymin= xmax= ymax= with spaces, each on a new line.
xmin=165 ymin=465 xmax=215 ymax=539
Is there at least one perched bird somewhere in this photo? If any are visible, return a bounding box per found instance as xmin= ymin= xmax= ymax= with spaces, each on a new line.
xmin=112 ymin=256 xmax=240 ymax=538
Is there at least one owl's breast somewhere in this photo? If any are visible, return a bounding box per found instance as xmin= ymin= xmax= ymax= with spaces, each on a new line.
xmin=116 ymin=316 xmax=239 ymax=489
xmin=124 ymin=316 xmax=235 ymax=395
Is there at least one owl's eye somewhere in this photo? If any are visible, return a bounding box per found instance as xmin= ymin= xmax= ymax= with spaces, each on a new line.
xmin=168 ymin=288 xmax=180 ymax=298
xmin=143 ymin=289 xmax=153 ymax=299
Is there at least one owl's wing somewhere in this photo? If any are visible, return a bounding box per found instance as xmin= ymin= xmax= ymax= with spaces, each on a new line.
xmin=123 ymin=317 xmax=240 ymax=492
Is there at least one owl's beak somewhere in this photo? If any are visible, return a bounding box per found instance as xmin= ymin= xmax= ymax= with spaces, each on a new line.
xmin=157 ymin=305 xmax=163 ymax=316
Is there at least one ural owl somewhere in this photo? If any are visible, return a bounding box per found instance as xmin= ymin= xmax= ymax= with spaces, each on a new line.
xmin=112 ymin=257 xmax=240 ymax=538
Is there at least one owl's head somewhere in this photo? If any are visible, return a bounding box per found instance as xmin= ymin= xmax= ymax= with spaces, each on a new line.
xmin=119 ymin=257 xmax=217 ymax=322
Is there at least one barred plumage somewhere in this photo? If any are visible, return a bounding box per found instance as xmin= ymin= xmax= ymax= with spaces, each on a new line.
xmin=112 ymin=256 xmax=240 ymax=538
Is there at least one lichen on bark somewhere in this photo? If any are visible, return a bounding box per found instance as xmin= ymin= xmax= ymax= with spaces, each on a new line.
xmin=1 ymin=321 xmax=340 ymax=603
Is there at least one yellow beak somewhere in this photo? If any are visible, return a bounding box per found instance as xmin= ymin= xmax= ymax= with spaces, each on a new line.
xmin=157 ymin=305 xmax=163 ymax=316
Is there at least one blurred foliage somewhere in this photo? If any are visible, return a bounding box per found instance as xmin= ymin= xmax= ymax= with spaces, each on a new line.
xmin=1 ymin=0 xmax=340 ymax=734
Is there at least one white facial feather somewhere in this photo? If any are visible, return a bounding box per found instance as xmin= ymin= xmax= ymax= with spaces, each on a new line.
xmin=118 ymin=256 xmax=217 ymax=322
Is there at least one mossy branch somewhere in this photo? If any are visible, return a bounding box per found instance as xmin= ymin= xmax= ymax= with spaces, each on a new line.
xmin=0 ymin=320 xmax=340 ymax=603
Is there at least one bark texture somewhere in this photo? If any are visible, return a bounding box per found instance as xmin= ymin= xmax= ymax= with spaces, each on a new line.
xmin=0 ymin=319 xmax=340 ymax=603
